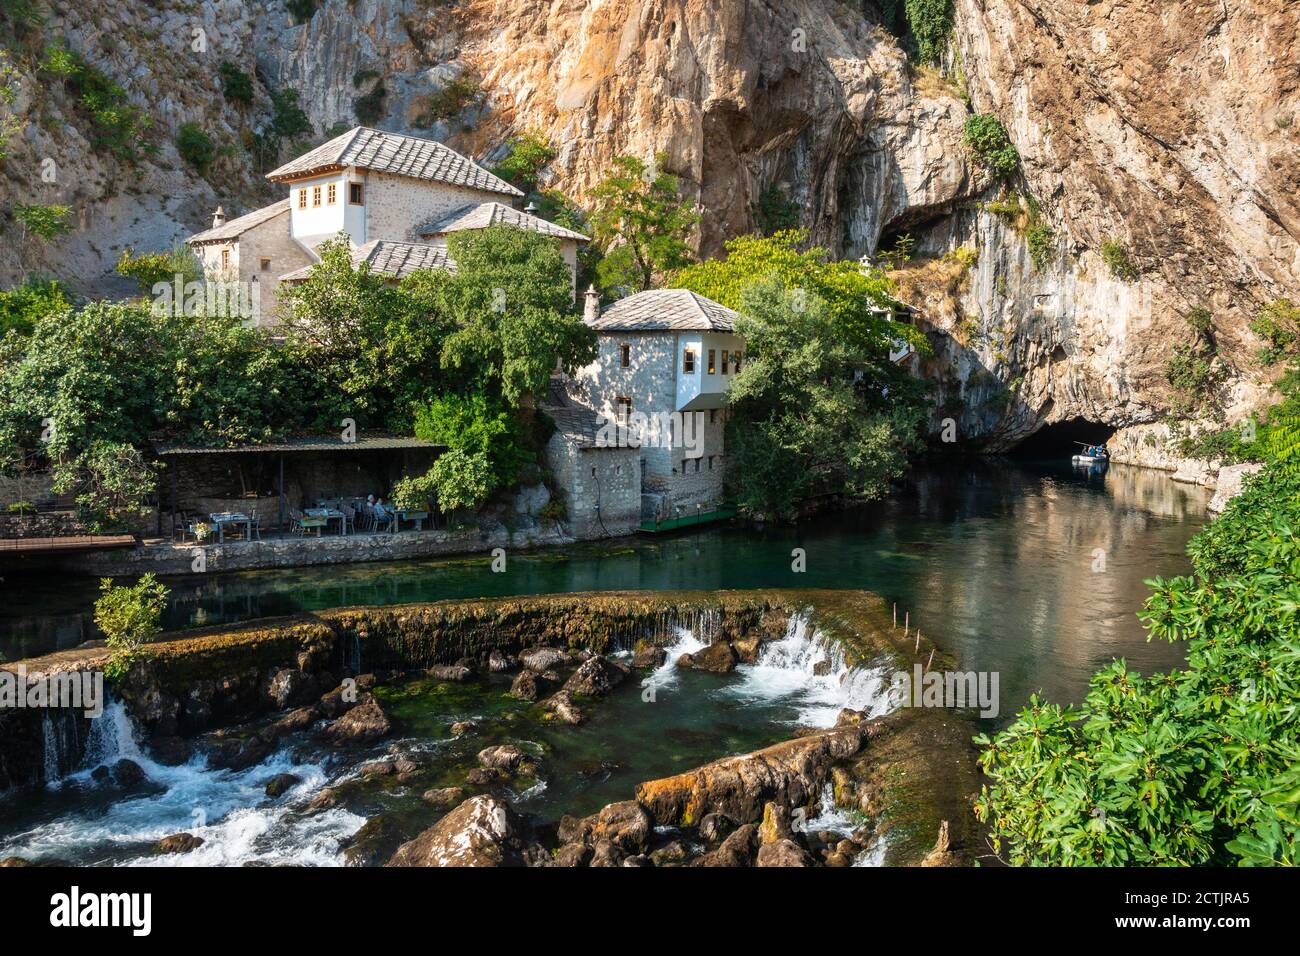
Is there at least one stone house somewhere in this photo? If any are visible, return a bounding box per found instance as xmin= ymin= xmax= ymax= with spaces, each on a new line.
xmin=188 ymin=126 xmax=587 ymax=323
xmin=543 ymin=287 xmax=745 ymax=536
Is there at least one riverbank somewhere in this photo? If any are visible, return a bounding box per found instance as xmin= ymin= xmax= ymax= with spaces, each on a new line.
xmin=0 ymin=588 xmax=978 ymax=867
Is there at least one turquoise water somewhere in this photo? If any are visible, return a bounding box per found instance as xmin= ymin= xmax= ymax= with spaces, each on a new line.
xmin=0 ymin=459 xmax=1211 ymax=711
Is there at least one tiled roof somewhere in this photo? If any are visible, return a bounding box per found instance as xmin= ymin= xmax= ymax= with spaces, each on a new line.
xmin=541 ymin=378 xmax=623 ymax=451
xmin=154 ymin=435 xmax=443 ymax=455
xmin=586 ymin=289 xmax=740 ymax=333
xmin=279 ymin=240 xmax=455 ymax=282
xmin=417 ymin=201 xmax=589 ymax=242
xmin=265 ymin=126 xmax=522 ymax=197
xmin=187 ymin=200 xmax=289 ymax=245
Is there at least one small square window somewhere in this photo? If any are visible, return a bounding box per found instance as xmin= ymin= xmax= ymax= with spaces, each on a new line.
xmin=220 ymin=248 xmax=230 ymax=270
xmin=683 ymin=348 xmax=695 ymax=374
xmin=710 ymin=409 xmax=716 ymax=423
xmin=327 ymin=183 xmax=337 ymax=205
xmin=707 ymin=349 xmax=716 ymax=374
xmin=722 ymin=350 xmax=729 ymax=374
xmin=260 ymin=257 xmax=272 ymax=271
xmin=349 ymin=183 xmax=364 ymax=205
xmin=298 ymin=189 xmax=307 ymax=209
xmin=312 ymin=185 xmax=322 ymax=207
xmin=619 ymin=343 xmax=630 ymax=368
xmin=734 ymin=352 xmax=743 ymax=373
xmin=616 ymin=396 xmax=632 ymax=423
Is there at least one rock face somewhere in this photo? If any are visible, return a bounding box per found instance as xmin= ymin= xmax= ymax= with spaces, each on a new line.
xmin=635 ymin=723 xmax=866 ymax=827
xmin=1208 ymin=462 xmax=1265 ymax=514
xmin=386 ymin=795 xmax=526 ymax=867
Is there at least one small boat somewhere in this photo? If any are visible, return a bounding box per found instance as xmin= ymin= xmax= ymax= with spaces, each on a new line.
xmin=1072 ymin=442 xmax=1110 ymax=469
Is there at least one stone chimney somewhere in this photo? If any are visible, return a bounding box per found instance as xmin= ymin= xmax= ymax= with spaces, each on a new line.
xmin=212 ymin=205 xmax=227 ymax=229
xmin=582 ymin=284 xmax=601 ymax=324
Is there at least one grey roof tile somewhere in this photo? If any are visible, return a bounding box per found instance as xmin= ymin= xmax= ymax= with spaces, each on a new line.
xmin=187 ymin=199 xmax=289 ymax=244
xmin=586 ymin=289 xmax=740 ymax=332
xmin=265 ymin=126 xmax=522 ymax=197
xmin=279 ymin=240 xmax=455 ymax=282
xmin=417 ymin=201 xmax=589 ymax=242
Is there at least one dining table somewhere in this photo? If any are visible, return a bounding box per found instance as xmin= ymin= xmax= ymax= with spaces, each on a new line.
xmin=209 ymin=512 xmax=251 ymax=543
xmin=304 ymin=507 xmax=347 ymax=536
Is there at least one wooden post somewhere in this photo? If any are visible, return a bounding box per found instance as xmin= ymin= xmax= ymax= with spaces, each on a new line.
xmin=915 ymin=629 xmax=921 ymax=653
xmin=926 ymin=648 xmax=935 ymax=671
xmin=904 ymin=611 xmax=909 ymax=637
xmin=893 ymin=603 xmax=897 ymax=629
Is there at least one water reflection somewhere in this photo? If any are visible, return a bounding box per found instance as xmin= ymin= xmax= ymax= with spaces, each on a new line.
xmin=0 ymin=460 xmax=1211 ymax=716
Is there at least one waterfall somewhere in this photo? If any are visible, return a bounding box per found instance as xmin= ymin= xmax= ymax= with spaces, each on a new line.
xmin=40 ymin=709 xmax=83 ymax=785
xmin=725 ymin=613 xmax=896 ymax=727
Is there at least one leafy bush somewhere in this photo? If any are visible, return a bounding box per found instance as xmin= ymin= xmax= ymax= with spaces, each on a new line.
xmin=218 ymin=61 xmax=253 ymax=105
xmin=1100 ymin=238 xmax=1138 ymax=280
xmin=13 ymin=202 xmax=71 ymax=241
xmin=41 ymin=43 xmax=152 ymax=159
xmin=94 ymin=574 xmax=168 ymax=680
xmin=1251 ymin=298 xmax=1299 ymax=365
xmin=976 ymin=460 xmax=1300 ymax=865
xmin=751 ymin=185 xmax=800 ymax=236
xmin=963 ymin=113 xmax=1019 ymax=177
xmin=421 ymin=74 xmax=482 ymax=123
xmin=0 ymin=277 xmax=72 ymax=336
xmin=115 ymin=245 xmax=202 ymax=292
xmin=491 ymin=131 xmax=557 ymax=192
xmin=412 ymin=392 xmax=531 ymax=492
xmin=878 ymin=0 xmax=955 ymax=65
xmin=1026 ymin=222 xmax=1055 ymax=270
xmin=353 ymin=81 xmax=387 ymax=125
xmin=176 ymin=122 xmax=216 ymax=171
xmin=428 ymin=447 xmax=494 ymax=512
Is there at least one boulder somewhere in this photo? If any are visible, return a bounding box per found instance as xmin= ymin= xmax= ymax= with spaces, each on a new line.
xmin=488 ymin=649 xmax=516 ymax=673
xmin=466 ymin=767 xmax=507 ymax=786
xmin=322 ymin=696 xmax=391 ymax=745
xmin=677 ymin=641 xmax=737 ymax=674
xmin=757 ymin=839 xmax=813 ymax=867
xmin=632 ymin=642 xmax=667 ymax=669
xmin=477 ymin=744 xmax=530 ymax=773
xmin=635 ymin=724 xmax=865 ymax=827
xmin=265 ymin=667 xmax=310 ymax=708
xmin=387 ymin=796 xmax=525 ymax=867
xmin=649 ymin=841 xmax=688 ymax=866
xmin=696 ymin=823 xmax=758 ymax=867
xmin=584 ymin=800 xmax=652 ymax=853
xmin=732 ymin=635 xmax=763 ymax=665
xmin=562 ymin=656 xmax=629 ymax=697
xmin=758 ymin=802 xmax=794 ymax=844
xmin=520 ymin=646 xmax=569 ymax=672
xmin=588 ymin=839 xmax=625 ymax=867
xmin=306 ymin=788 xmax=341 ymax=812
xmin=422 ymin=787 xmax=465 ymax=808
xmin=154 ymin=832 xmax=205 ymax=854
xmin=449 ymin=720 xmax=476 ymax=737
xmin=509 ymin=671 xmax=540 ymax=701
xmin=513 ymin=482 xmax=551 ymax=517
xmin=344 ymin=815 xmax=408 ymax=867
xmin=552 ymin=843 xmax=592 ymax=867
xmin=264 ymin=773 xmax=301 ymax=798
xmin=110 ymin=758 xmax=147 ymax=788
xmin=543 ymin=690 xmax=584 ymax=725
xmin=318 ymin=684 xmax=362 ymax=719
xmin=698 ymin=812 xmax=735 ymax=844
xmin=263 ymin=706 xmax=318 ymax=739
xmin=426 ymin=665 xmax=472 ymax=682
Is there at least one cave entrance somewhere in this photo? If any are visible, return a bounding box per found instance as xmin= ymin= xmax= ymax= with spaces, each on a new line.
xmin=1010 ymin=418 xmax=1116 ymax=458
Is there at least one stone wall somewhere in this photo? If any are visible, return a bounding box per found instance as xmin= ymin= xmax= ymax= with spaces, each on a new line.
xmin=364 ymin=172 xmax=503 ymax=243
xmin=543 ymin=432 xmax=641 ymax=539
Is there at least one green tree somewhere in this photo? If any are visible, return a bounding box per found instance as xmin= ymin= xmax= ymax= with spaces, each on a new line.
xmin=13 ymin=202 xmax=72 ymax=241
xmin=427 ymin=447 xmax=494 ymax=512
xmin=673 ymin=229 xmax=921 ymax=356
xmin=724 ymin=279 xmax=925 ymax=518
xmin=590 ymin=153 xmax=699 ymax=293
xmin=431 ymin=225 xmax=596 ymax=405
xmin=218 ymin=61 xmax=254 ymax=105
xmin=412 ymin=392 xmax=531 ymax=491
xmin=94 ymin=574 xmax=168 ymax=680
xmin=53 ymin=440 xmax=155 ymax=531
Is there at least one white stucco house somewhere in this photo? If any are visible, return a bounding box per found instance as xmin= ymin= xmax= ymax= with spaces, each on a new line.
xmin=187 ymin=126 xmax=588 ymax=324
xmin=543 ymin=286 xmax=745 ymax=536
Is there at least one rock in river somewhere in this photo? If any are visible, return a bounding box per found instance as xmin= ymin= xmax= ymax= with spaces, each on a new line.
xmin=677 ymin=641 xmax=737 ymax=674
xmin=387 ymin=796 xmax=526 ymax=867
xmin=562 ymin=656 xmax=630 ymax=697
xmin=321 ymin=695 xmax=391 ymax=745
xmin=154 ymin=832 xmax=205 ymax=854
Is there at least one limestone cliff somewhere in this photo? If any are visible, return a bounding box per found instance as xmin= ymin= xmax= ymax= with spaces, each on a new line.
xmin=1 ymin=0 xmax=1296 ymax=465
